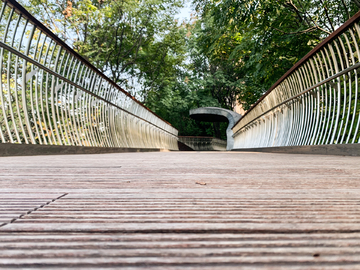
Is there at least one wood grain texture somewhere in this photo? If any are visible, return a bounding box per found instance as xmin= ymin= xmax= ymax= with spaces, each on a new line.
xmin=0 ymin=151 xmax=360 ymax=268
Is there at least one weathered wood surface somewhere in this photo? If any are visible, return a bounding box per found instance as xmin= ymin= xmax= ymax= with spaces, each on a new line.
xmin=0 ymin=151 xmax=360 ymax=269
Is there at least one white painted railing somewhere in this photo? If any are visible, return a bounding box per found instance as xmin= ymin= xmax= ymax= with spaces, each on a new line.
xmin=233 ymin=12 xmax=360 ymax=149
xmin=0 ymin=0 xmax=178 ymax=150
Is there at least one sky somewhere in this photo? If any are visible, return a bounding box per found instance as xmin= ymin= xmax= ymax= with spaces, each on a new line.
xmin=176 ymin=1 xmax=194 ymax=22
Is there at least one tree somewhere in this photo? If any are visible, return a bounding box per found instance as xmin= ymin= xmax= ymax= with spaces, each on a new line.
xmin=145 ymin=17 xmax=233 ymax=139
xmin=188 ymin=14 xmax=261 ymax=110
xmin=20 ymin=0 xmax=186 ymax=98
xmin=193 ymin=0 xmax=360 ymax=108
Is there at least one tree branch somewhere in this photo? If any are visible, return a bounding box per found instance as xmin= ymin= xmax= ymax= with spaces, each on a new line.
xmin=318 ymin=0 xmax=335 ymax=32
xmin=272 ymin=26 xmax=319 ymax=35
xmin=340 ymin=0 xmax=350 ymax=19
xmin=284 ymin=1 xmax=304 ymax=25
xmin=355 ymin=0 xmax=360 ymax=9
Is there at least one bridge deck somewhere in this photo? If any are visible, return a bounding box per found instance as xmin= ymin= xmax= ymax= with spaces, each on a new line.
xmin=1 ymin=151 xmax=360 ymax=269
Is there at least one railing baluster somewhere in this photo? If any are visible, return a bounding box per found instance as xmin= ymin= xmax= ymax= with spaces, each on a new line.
xmin=233 ymin=12 xmax=360 ymax=149
xmin=0 ymin=0 xmax=178 ymax=150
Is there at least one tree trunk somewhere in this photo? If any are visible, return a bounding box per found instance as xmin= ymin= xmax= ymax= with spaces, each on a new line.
xmin=213 ymin=122 xmax=221 ymax=139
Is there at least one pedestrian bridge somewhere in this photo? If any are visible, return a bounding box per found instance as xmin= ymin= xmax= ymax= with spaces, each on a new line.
xmin=1 ymin=0 xmax=360 ymax=268
xmin=1 ymin=0 xmax=360 ymax=155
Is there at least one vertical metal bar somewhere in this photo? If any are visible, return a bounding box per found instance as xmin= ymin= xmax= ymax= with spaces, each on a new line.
xmin=340 ymin=32 xmax=354 ymax=144
xmin=82 ymin=68 xmax=93 ymax=146
xmin=64 ymin=56 xmax=78 ymax=145
xmin=285 ymin=76 xmax=297 ymax=146
xmin=294 ymin=69 xmax=306 ymax=145
xmin=319 ymin=49 xmax=332 ymax=144
xmin=323 ymin=45 xmax=337 ymax=144
xmin=351 ymin=24 xmax=360 ymax=143
xmin=86 ymin=72 xmax=99 ymax=146
xmin=333 ymin=37 xmax=347 ymax=144
xmin=53 ymin=48 xmax=66 ymax=144
xmin=76 ymin=63 xmax=89 ymax=146
xmin=289 ymin=73 xmax=302 ymax=146
xmin=285 ymin=102 xmax=294 ymax=146
xmin=312 ymin=53 xmax=326 ymax=145
xmin=67 ymin=70 xmax=79 ymax=147
xmin=112 ymin=89 xmax=121 ymax=147
xmin=272 ymin=112 xmax=278 ymax=146
xmin=79 ymin=67 xmax=92 ymax=146
xmin=108 ymin=90 xmax=120 ymax=147
xmin=114 ymin=110 xmax=122 ymax=147
xmin=99 ymin=81 xmax=111 ymax=147
xmin=310 ymin=56 xmax=322 ymax=145
xmin=41 ymin=38 xmax=55 ymax=144
xmin=99 ymin=100 xmax=106 ymax=146
xmin=33 ymin=36 xmax=48 ymax=144
xmin=70 ymin=60 xmax=84 ymax=146
xmin=90 ymin=77 xmax=102 ymax=146
xmin=301 ymin=63 xmax=315 ymax=145
xmin=48 ymin=45 xmax=63 ymax=145
xmin=104 ymin=84 xmax=115 ymax=147
xmin=21 ymin=23 xmax=36 ymax=144
xmin=36 ymin=35 xmax=50 ymax=144
xmin=114 ymin=94 xmax=123 ymax=147
xmin=45 ymin=40 xmax=59 ymax=144
xmin=294 ymin=99 xmax=302 ymax=146
xmin=0 ymin=2 xmax=10 ymax=142
xmin=0 ymin=47 xmax=7 ymax=142
xmin=5 ymin=9 xmax=21 ymax=142
xmin=328 ymin=42 xmax=341 ymax=144
xmin=79 ymin=68 xmax=90 ymax=146
xmin=119 ymin=110 xmax=127 ymax=147
xmin=13 ymin=17 xmax=29 ymax=143
xmin=95 ymin=79 xmax=105 ymax=146
xmin=263 ymin=115 xmax=271 ymax=147
xmin=58 ymin=52 xmax=73 ymax=145
xmin=305 ymin=60 xmax=318 ymax=145
xmin=28 ymin=29 xmax=42 ymax=144
xmin=100 ymin=83 xmax=111 ymax=147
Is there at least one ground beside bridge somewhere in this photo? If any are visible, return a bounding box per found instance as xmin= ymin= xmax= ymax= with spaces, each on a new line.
xmin=1 ymin=151 xmax=360 ymax=269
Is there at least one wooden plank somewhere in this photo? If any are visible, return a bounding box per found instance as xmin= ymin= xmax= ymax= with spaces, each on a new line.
xmin=0 ymin=152 xmax=360 ymax=268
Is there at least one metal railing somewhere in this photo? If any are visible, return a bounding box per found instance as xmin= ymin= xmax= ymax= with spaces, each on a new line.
xmin=0 ymin=0 xmax=178 ymax=150
xmin=232 ymin=11 xmax=360 ymax=149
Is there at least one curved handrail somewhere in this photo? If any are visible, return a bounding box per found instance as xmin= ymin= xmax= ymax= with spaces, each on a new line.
xmin=5 ymin=0 xmax=175 ymax=131
xmin=232 ymin=11 xmax=360 ymax=149
xmin=0 ymin=0 xmax=178 ymax=149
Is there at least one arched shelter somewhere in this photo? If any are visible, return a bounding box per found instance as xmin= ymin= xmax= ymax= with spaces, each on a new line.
xmin=189 ymin=107 xmax=242 ymax=150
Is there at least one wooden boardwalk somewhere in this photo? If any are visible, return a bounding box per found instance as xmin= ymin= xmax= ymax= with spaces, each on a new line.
xmin=1 ymin=151 xmax=360 ymax=269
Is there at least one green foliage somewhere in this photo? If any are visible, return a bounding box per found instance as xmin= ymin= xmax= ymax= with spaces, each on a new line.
xmin=19 ymin=0 xmax=186 ymax=98
xmin=18 ymin=0 xmax=360 ymax=140
xmin=193 ymin=0 xmax=360 ymax=108
xmin=188 ymin=15 xmax=250 ymax=110
xmin=158 ymin=0 xmax=360 ymax=137
xmin=144 ymin=67 xmax=228 ymax=138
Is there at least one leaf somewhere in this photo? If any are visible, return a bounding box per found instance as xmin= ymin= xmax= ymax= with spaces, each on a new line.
xmin=195 ymin=181 xmax=206 ymax=185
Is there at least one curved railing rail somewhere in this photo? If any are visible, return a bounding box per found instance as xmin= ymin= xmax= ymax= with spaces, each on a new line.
xmin=0 ymin=0 xmax=178 ymax=150
xmin=232 ymin=11 xmax=360 ymax=149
